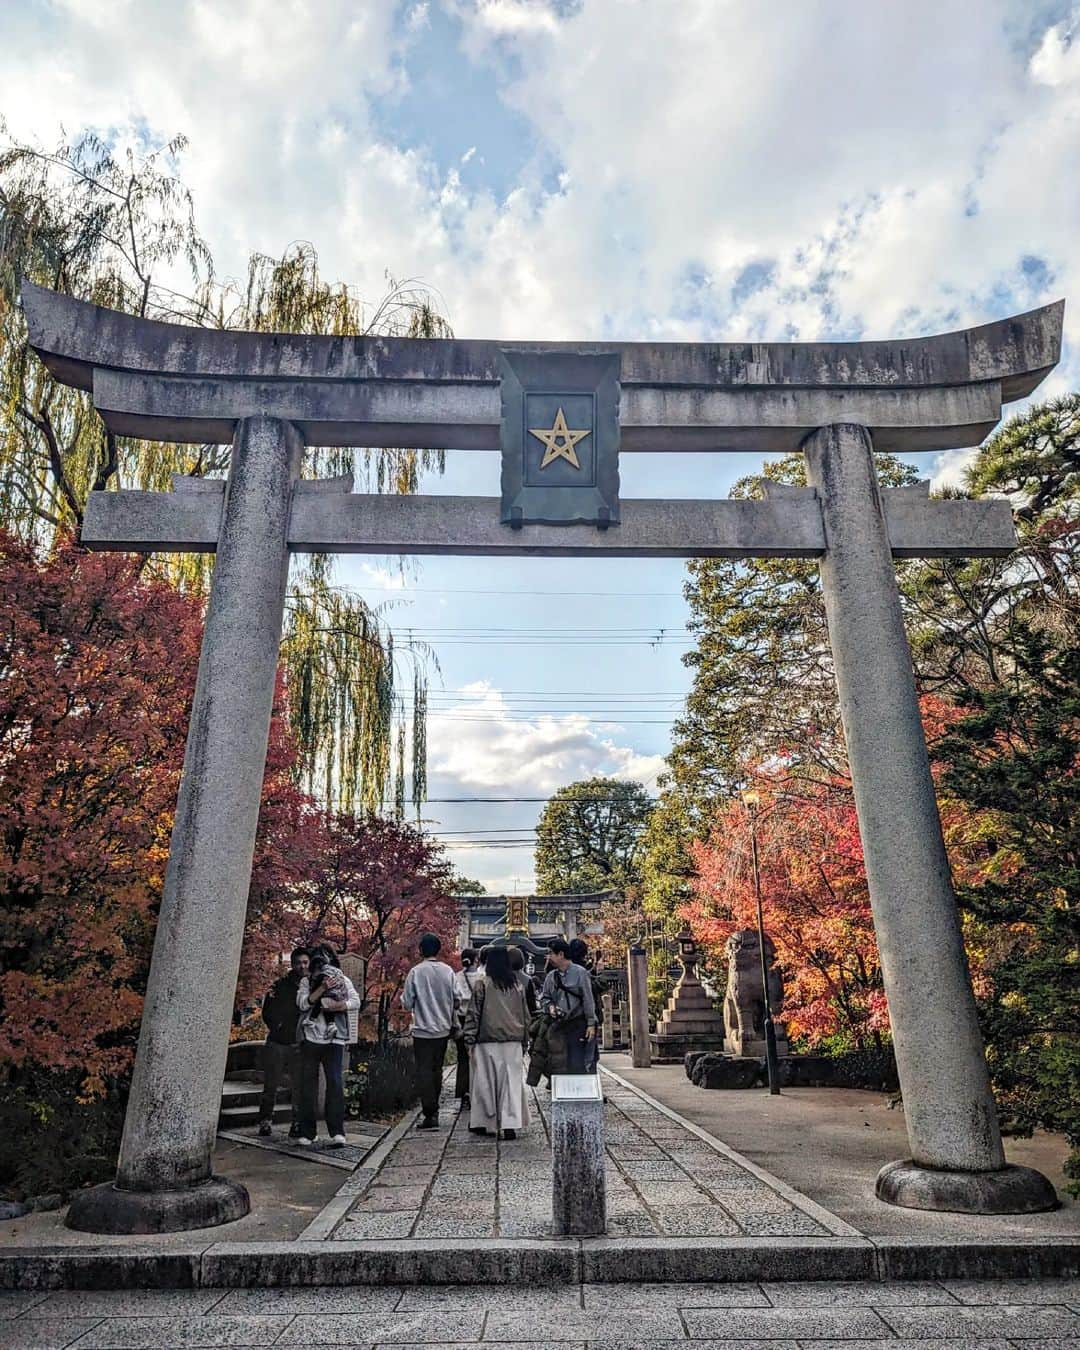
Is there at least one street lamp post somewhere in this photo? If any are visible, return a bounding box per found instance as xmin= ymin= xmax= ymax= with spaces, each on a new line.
xmin=743 ymin=791 xmax=781 ymax=1096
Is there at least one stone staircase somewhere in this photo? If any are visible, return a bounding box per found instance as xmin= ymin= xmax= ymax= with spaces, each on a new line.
xmin=218 ymin=1039 xmax=291 ymax=1131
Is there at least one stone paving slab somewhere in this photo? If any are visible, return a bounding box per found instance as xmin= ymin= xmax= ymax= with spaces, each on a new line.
xmin=942 ymin=1276 xmax=1080 ymax=1304
xmin=681 ymin=1305 xmax=893 ymax=1338
xmin=3 ymin=1279 xmax=1080 ymax=1347
xmin=0 ymin=1320 xmax=103 ymax=1350
xmin=325 ymin=1072 xmax=841 ymax=1243
xmin=879 ymin=1301 xmax=1080 ymax=1338
xmin=20 ymin=1291 xmax=229 ymax=1318
xmin=217 ymin=1122 xmax=385 ymax=1171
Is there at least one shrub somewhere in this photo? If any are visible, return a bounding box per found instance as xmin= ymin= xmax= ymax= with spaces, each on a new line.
xmin=0 ymin=1069 xmax=126 ymax=1201
xmin=345 ymin=1039 xmax=418 ymax=1117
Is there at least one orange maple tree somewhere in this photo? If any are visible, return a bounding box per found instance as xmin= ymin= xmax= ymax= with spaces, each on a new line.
xmin=683 ymin=774 xmax=890 ymax=1049
xmin=0 ymin=533 xmax=324 ymax=1093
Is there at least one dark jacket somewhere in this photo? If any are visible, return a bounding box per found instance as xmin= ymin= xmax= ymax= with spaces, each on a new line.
xmin=262 ymin=971 xmax=302 ymax=1045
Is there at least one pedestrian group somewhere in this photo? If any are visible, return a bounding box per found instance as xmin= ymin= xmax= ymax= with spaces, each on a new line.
xmin=257 ymin=932 xmax=603 ymax=1144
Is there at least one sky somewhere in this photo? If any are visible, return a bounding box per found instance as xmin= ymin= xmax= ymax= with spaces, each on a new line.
xmin=3 ymin=0 xmax=1079 ymax=892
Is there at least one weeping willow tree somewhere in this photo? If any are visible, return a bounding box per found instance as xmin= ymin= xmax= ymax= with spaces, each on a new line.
xmin=0 ymin=126 xmax=442 ymax=811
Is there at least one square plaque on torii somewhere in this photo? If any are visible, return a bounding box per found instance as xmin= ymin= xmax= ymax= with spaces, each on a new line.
xmin=499 ymin=350 xmax=620 ymax=527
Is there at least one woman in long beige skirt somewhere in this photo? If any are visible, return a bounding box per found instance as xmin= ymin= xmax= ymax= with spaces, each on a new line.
xmin=463 ymin=945 xmax=531 ymax=1140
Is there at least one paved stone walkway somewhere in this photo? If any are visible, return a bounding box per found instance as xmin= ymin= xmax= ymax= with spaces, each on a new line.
xmin=2 ymin=1277 xmax=1078 ymax=1346
xmin=328 ymin=1071 xmax=846 ymax=1242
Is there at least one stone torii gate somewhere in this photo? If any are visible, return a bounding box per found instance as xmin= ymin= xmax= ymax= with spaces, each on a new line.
xmin=22 ymin=283 xmax=1062 ymax=1232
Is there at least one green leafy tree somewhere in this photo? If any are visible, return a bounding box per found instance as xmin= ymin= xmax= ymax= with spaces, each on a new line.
xmin=908 ymin=395 xmax=1080 ymax=1193
xmin=935 ymin=626 xmax=1079 ymax=1193
xmin=664 ymin=453 xmax=917 ymax=817
xmin=639 ymin=790 xmax=697 ymax=925
xmin=447 ymin=875 xmax=486 ymax=896
xmin=0 ymin=128 xmax=447 ymax=811
xmin=534 ymin=778 xmax=653 ymax=895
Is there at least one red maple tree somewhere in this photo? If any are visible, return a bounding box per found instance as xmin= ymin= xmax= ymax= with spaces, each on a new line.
xmin=306 ymin=811 xmax=460 ymax=1043
xmin=0 ymin=533 xmax=332 ymax=1091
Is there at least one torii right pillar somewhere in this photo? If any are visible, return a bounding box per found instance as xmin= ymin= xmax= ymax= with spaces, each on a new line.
xmin=804 ymin=423 xmax=1056 ymax=1214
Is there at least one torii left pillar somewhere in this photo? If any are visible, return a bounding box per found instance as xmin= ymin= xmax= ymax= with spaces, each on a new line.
xmin=67 ymin=416 xmax=302 ymax=1233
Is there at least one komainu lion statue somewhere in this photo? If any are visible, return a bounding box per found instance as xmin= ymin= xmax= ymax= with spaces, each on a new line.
xmin=723 ymin=928 xmax=787 ymax=1057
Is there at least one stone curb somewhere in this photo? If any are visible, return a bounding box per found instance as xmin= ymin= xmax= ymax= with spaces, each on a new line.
xmin=1 ymin=1235 xmax=1077 ymax=1290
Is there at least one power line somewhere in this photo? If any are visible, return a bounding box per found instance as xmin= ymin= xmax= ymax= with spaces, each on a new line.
xmin=330 ymin=583 xmax=688 ymax=598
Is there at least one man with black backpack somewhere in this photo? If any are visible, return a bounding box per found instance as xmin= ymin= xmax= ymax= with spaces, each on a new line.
xmin=540 ymin=937 xmax=597 ymax=1074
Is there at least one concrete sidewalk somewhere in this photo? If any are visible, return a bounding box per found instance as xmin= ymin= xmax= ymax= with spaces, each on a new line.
xmin=603 ymin=1055 xmax=1078 ymax=1241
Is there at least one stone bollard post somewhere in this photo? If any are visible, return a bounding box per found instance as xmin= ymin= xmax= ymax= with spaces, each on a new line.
xmin=67 ymin=416 xmax=303 ymax=1234
xmin=627 ymin=945 xmax=652 ymax=1068
xmin=601 ymin=993 xmax=614 ymax=1051
xmin=803 ymin=422 xmax=1056 ymax=1216
xmin=551 ymin=1075 xmax=606 ymax=1236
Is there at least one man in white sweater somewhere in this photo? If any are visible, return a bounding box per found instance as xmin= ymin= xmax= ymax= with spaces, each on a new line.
xmin=402 ymin=932 xmax=457 ymax=1129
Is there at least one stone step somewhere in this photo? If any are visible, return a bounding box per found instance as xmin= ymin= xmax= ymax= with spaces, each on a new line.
xmin=656 ymin=1019 xmax=727 ymax=1035
xmin=7 ymin=1236 xmax=1077 ymax=1287
xmin=218 ymin=1101 xmax=292 ymax=1128
xmin=221 ymin=1082 xmax=289 ymax=1109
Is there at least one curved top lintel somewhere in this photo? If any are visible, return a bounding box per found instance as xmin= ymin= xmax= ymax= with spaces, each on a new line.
xmin=21 ymin=281 xmax=1062 ymax=402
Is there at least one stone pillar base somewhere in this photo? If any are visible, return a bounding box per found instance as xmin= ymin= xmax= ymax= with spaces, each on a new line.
xmin=551 ymin=1096 xmax=606 ymax=1236
xmin=65 ymin=1176 xmax=250 ymax=1234
xmin=876 ymin=1159 xmax=1058 ymax=1215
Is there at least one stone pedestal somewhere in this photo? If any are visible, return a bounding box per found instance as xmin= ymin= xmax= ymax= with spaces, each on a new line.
xmin=804 ymin=422 xmax=1056 ymax=1215
xmin=551 ymin=1077 xmax=606 ymax=1236
xmin=68 ymin=416 xmax=302 ymax=1235
xmin=600 ymin=993 xmax=614 ymax=1052
xmin=627 ymin=946 xmax=651 ymax=1069
xmin=650 ymin=933 xmax=727 ymax=1062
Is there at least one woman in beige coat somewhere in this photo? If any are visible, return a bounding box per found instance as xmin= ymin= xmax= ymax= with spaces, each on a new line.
xmin=463 ymin=945 xmax=531 ymax=1139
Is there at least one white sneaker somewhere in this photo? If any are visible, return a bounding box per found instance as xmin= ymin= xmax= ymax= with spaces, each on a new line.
xmin=295 ymin=1137 xmax=315 ymax=1147
xmin=329 ymin=1134 xmax=347 ymax=1148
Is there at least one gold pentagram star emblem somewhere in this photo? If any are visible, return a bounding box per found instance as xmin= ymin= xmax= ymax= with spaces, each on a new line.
xmin=530 ymin=406 xmax=590 ymax=470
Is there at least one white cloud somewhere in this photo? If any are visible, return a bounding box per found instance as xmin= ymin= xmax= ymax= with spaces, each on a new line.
xmin=5 ymin=0 xmax=1077 ymax=378
xmin=421 ymin=682 xmax=663 ymax=891
xmin=428 ymin=683 xmax=662 ymax=793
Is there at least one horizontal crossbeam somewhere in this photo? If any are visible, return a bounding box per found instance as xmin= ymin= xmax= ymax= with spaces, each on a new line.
xmin=91 ymin=369 xmax=1003 ymax=453
xmin=25 ymin=283 xmax=1062 ymax=400
xmin=81 ymin=484 xmax=1015 ymax=559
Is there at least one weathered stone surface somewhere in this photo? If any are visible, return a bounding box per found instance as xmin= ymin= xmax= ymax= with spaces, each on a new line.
xmin=551 ymin=1097 xmax=606 ymax=1237
xmin=804 ymin=423 xmax=1051 ymax=1207
xmin=82 ymin=486 xmax=1018 ymax=560
xmin=876 ymin=1160 xmax=1059 ymax=1215
xmin=75 ymin=1314 xmax=293 ymax=1346
xmin=683 ymin=1306 xmax=891 ymax=1338
xmin=0 ymin=1249 xmax=201 ymax=1291
xmin=577 ymin=1235 xmax=878 ymax=1284
xmin=652 ymin=937 xmax=728 ymax=1061
xmin=91 ymin=366 xmax=1009 ymax=453
xmin=27 ymin=1195 xmax=62 ymax=1213
xmin=68 ymin=416 xmax=302 ymax=1234
xmin=65 ymin=1177 xmax=250 ymax=1236
xmin=626 ymin=947 xmax=651 ymax=1069
xmin=881 ymin=1304 xmax=1080 ymax=1339
xmin=25 ymin=281 xmax=1061 ymax=398
xmin=691 ymin=1054 xmax=764 ymax=1090
xmin=0 ymin=1202 xmax=30 ymax=1220
xmin=722 ymin=929 xmax=788 ymax=1058
xmin=773 ymin=1049 xmax=899 ymax=1090
xmin=874 ymin=1236 xmax=1080 ymax=1282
